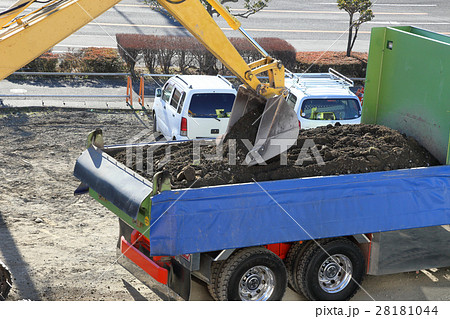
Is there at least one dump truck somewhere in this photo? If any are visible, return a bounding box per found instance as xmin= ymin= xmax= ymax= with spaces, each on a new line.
xmin=1 ymin=0 xmax=449 ymax=302
xmin=74 ymin=26 xmax=450 ymax=300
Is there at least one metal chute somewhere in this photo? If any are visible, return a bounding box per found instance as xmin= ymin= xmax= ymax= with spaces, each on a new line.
xmin=221 ymin=86 xmax=299 ymax=166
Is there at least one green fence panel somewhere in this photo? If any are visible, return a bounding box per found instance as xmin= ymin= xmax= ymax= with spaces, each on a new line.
xmin=362 ymin=26 xmax=450 ymax=164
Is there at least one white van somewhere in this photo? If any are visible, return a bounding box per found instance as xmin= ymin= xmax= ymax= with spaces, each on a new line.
xmin=152 ymin=75 xmax=236 ymax=140
xmin=285 ymin=69 xmax=362 ymax=129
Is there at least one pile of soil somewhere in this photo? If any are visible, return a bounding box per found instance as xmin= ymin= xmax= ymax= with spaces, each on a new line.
xmin=114 ymin=109 xmax=439 ymax=190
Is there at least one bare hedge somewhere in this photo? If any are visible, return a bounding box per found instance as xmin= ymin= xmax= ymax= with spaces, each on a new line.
xmin=116 ymin=34 xmax=297 ymax=75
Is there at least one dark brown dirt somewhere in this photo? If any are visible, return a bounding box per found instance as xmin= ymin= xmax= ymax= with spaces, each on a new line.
xmin=114 ymin=112 xmax=439 ymax=190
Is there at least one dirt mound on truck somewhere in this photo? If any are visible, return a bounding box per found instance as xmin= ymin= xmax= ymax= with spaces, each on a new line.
xmin=114 ymin=111 xmax=439 ymax=189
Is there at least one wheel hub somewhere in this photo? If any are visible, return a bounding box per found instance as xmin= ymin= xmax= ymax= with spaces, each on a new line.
xmin=239 ymin=266 xmax=275 ymax=301
xmin=318 ymin=254 xmax=353 ymax=294
xmin=245 ymin=274 xmax=261 ymax=290
xmin=324 ymin=264 xmax=339 ymax=279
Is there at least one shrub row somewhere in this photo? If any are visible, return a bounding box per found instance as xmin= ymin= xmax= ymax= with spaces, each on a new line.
xmin=21 ymin=42 xmax=368 ymax=79
xmin=22 ymin=48 xmax=126 ymax=73
xmin=296 ymin=51 xmax=368 ymax=78
xmin=116 ymin=34 xmax=297 ymax=75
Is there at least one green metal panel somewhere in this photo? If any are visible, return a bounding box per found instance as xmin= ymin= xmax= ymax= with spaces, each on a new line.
xmin=89 ymin=188 xmax=151 ymax=239
xmin=362 ymin=27 xmax=450 ymax=164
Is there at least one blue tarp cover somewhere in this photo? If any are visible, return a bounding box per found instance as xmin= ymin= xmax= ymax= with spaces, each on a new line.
xmin=149 ymin=166 xmax=450 ymax=256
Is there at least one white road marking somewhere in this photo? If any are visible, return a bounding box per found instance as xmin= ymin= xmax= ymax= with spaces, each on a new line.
xmin=90 ymin=22 xmax=373 ymax=34
xmin=231 ymin=8 xmax=428 ymax=15
xmin=10 ymin=89 xmax=27 ymax=93
xmin=114 ymin=4 xmax=436 ymax=10
xmin=53 ymin=44 xmax=116 ymax=48
xmin=318 ymin=3 xmax=436 ymax=7
xmin=367 ymin=21 xmax=449 ymax=25
xmin=441 ymin=225 xmax=450 ymax=232
xmin=420 ymin=269 xmax=439 ymax=282
xmin=115 ymin=4 xmax=149 ymax=8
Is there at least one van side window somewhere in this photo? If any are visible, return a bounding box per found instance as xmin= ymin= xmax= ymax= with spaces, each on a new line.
xmin=162 ymin=83 xmax=174 ymax=102
xmin=177 ymin=92 xmax=186 ymax=114
xmin=286 ymin=93 xmax=297 ymax=108
xmin=170 ymin=88 xmax=182 ymax=109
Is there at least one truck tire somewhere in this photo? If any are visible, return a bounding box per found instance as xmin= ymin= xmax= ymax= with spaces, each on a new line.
xmin=216 ymin=247 xmax=287 ymax=301
xmin=296 ymin=238 xmax=365 ymax=301
xmin=0 ymin=260 xmax=12 ymax=301
xmin=207 ymin=260 xmax=224 ymax=301
xmin=284 ymin=241 xmax=312 ymax=294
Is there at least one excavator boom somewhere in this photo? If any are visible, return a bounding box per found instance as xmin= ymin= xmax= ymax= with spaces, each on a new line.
xmin=0 ymin=0 xmax=122 ymax=80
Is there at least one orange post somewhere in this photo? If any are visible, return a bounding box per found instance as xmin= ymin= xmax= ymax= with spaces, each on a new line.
xmin=138 ymin=75 xmax=145 ymax=107
xmin=126 ymin=76 xmax=133 ymax=106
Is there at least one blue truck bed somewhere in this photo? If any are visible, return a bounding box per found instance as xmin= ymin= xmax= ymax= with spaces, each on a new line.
xmin=149 ymin=165 xmax=450 ymax=256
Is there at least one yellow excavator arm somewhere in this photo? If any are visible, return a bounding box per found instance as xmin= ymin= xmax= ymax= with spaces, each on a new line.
xmin=0 ymin=0 xmax=298 ymax=165
xmin=0 ymin=0 xmax=284 ymax=95
xmin=159 ymin=0 xmax=286 ymax=98
xmin=0 ymin=0 xmax=122 ymax=80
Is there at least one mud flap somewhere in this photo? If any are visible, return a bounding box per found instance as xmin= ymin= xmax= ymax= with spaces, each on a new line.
xmin=168 ymin=259 xmax=191 ymax=301
xmin=117 ymin=220 xmax=190 ymax=300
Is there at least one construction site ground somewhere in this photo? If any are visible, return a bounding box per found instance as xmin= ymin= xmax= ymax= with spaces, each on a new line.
xmin=0 ymin=108 xmax=449 ymax=301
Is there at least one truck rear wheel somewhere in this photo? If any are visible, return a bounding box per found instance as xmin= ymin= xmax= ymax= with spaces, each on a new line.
xmin=217 ymin=247 xmax=287 ymax=301
xmin=284 ymin=241 xmax=312 ymax=294
xmin=296 ymin=238 xmax=365 ymax=301
xmin=207 ymin=260 xmax=224 ymax=301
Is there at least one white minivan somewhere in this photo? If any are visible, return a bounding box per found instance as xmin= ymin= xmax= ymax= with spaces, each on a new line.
xmin=285 ymin=69 xmax=362 ymax=129
xmin=152 ymin=75 xmax=237 ymax=140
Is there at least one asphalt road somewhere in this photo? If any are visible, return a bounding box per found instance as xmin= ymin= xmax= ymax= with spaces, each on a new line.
xmin=1 ymin=0 xmax=449 ymax=53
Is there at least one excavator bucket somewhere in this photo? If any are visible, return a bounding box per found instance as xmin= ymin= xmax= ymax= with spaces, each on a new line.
xmin=223 ymin=86 xmax=299 ymax=166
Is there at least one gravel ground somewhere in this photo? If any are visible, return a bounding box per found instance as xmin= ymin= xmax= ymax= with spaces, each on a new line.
xmin=0 ymin=109 xmax=160 ymax=301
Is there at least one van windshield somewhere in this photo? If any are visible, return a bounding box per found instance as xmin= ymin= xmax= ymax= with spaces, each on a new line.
xmin=301 ymin=99 xmax=361 ymax=120
xmin=188 ymin=93 xmax=235 ymax=118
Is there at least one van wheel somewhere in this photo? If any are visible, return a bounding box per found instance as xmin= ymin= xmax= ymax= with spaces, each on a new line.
xmin=217 ymin=247 xmax=287 ymax=301
xmin=152 ymin=116 xmax=158 ymax=133
xmin=296 ymin=238 xmax=365 ymax=301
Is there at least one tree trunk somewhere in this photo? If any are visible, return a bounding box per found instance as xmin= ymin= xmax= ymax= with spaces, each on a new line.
xmin=350 ymin=26 xmax=359 ymax=55
xmin=346 ymin=14 xmax=353 ymax=57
